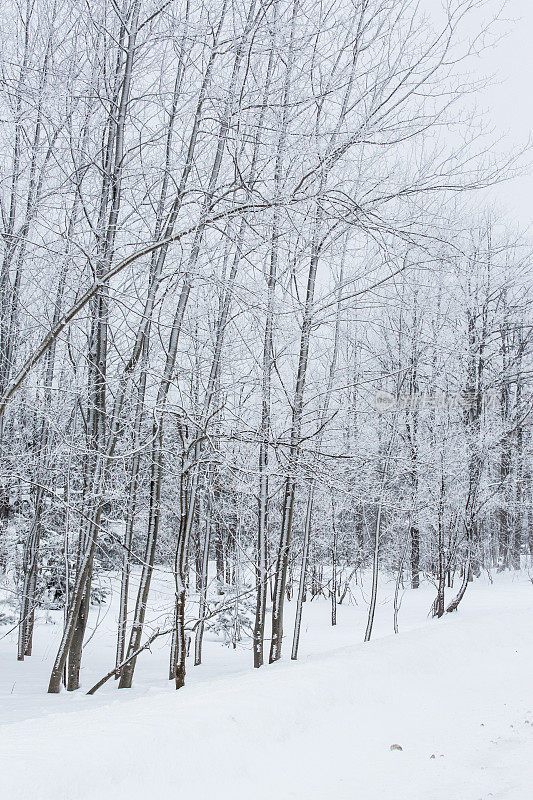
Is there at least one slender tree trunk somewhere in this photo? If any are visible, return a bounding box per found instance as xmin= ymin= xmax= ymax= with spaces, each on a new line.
xmin=433 ymin=469 xmax=446 ymax=618
xmin=365 ymin=424 xmax=396 ymax=642
xmin=410 ymin=525 xmax=420 ymax=589
xmin=331 ymin=500 xmax=338 ymax=627
xmin=393 ymin=533 xmax=410 ymax=634
xmin=194 ymin=493 xmax=212 ymax=666
xmin=291 ymin=486 xmax=313 ymax=660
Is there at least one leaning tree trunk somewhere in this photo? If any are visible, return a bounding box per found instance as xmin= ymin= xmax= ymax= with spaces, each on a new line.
xmin=114 ymin=41 xmax=190 ymax=673
xmin=49 ymin=2 xmax=142 ymax=692
xmin=117 ymin=0 xmax=243 ymax=688
xmin=123 ymin=0 xmax=260 ymax=688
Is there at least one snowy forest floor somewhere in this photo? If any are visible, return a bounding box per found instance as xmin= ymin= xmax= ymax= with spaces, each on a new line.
xmin=1 ymin=570 xmax=532 ymax=799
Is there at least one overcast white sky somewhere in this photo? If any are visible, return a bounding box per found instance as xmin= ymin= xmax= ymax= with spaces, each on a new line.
xmin=471 ymin=0 xmax=533 ymax=228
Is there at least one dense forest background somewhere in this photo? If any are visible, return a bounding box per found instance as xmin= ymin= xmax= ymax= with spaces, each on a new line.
xmin=0 ymin=0 xmax=531 ymax=695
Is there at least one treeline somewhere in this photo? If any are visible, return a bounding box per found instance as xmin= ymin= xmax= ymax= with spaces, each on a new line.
xmin=0 ymin=0 xmax=531 ymax=692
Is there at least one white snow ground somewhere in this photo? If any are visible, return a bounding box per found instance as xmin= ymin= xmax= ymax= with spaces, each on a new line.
xmin=1 ymin=571 xmax=532 ymax=799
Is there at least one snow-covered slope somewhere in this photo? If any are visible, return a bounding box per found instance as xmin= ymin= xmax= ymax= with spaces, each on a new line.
xmin=1 ymin=576 xmax=532 ymax=800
